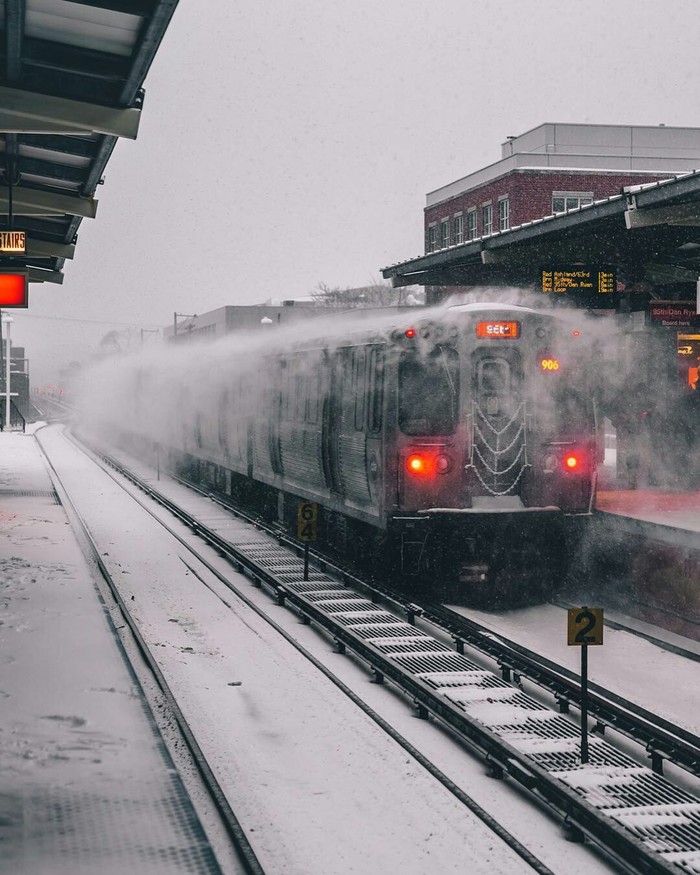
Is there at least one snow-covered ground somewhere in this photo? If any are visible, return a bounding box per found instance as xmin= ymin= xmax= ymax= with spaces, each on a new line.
xmin=4 ymin=425 xmax=582 ymax=874
xmin=8 ymin=423 xmax=700 ymax=873
xmin=0 ymin=428 xmax=221 ymax=875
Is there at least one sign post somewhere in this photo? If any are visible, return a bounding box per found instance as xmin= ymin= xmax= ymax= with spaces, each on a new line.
xmin=567 ymin=606 xmax=604 ymax=764
xmin=296 ymin=501 xmax=318 ymax=581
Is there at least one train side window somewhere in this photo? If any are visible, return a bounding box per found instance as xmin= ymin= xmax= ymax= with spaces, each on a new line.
xmin=294 ymin=368 xmax=306 ymax=421
xmin=367 ymin=346 xmax=384 ymax=434
xmin=353 ymin=348 xmax=366 ymax=432
xmin=279 ymin=360 xmax=291 ymax=418
xmin=398 ymin=347 xmax=459 ymax=435
xmin=218 ymin=388 xmax=230 ymax=453
xmin=306 ymin=368 xmax=321 ymax=424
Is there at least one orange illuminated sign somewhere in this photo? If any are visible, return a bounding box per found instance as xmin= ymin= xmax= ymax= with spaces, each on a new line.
xmin=0 ymin=231 xmax=25 ymax=253
xmin=476 ymin=321 xmax=520 ymax=338
xmin=0 ymin=272 xmax=28 ymax=308
xmin=540 ymin=357 xmax=560 ymax=371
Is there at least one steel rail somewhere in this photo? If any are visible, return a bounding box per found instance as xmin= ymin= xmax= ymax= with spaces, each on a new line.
xmin=68 ymin=436 xmax=556 ymax=874
xmin=37 ymin=430 xmax=266 ymax=875
xmin=99 ymin=444 xmax=700 ymax=779
xmin=402 ymin=600 xmax=700 ymax=779
xmin=196 ymin=481 xmax=700 ymax=781
xmin=84 ymin=442 xmax=692 ymax=875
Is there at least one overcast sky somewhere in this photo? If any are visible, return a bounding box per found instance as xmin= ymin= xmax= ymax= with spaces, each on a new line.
xmin=11 ymin=0 xmax=700 ymax=384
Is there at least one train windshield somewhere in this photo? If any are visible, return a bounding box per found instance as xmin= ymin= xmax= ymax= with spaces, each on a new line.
xmin=398 ymin=347 xmax=459 ymax=435
xmin=554 ymin=388 xmax=594 ymax=438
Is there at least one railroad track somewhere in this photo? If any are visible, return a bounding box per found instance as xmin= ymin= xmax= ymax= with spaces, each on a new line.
xmin=37 ymin=429 xmax=265 ymax=875
xmin=60 ymin=429 xmax=700 ymax=875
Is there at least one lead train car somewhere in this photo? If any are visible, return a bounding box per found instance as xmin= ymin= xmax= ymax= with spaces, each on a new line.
xmin=114 ymin=303 xmax=596 ymax=602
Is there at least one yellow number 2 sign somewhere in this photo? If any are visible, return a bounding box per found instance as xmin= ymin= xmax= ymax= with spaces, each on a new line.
xmin=567 ymin=607 xmax=604 ymax=646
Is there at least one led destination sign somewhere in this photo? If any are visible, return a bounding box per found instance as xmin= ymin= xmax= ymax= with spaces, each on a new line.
xmin=476 ymin=321 xmax=520 ymax=338
xmin=0 ymin=231 xmax=25 ymax=253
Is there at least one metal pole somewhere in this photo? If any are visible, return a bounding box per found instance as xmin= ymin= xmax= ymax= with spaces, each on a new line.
xmin=5 ymin=317 xmax=11 ymax=431
xmin=303 ymin=542 xmax=309 ymax=581
xmin=580 ymin=644 xmax=589 ymax=764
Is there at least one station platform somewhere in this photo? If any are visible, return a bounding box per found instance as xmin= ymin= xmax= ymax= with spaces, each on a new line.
xmin=584 ymin=487 xmax=700 ymax=640
xmin=0 ymin=428 xmax=222 ymax=875
xmin=596 ymin=488 xmax=700 ymax=526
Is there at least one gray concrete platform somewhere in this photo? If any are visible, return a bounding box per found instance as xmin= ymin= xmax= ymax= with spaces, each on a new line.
xmin=0 ymin=429 xmax=222 ymax=875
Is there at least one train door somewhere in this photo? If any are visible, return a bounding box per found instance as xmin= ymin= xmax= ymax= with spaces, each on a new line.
xmin=323 ymin=346 xmax=374 ymax=506
xmin=468 ymin=350 xmax=526 ymax=496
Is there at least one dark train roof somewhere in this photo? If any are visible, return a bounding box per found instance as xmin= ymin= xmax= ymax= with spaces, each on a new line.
xmin=382 ymin=170 xmax=700 ymax=292
xmin=0 ymin=0 xmax=179 ymax=285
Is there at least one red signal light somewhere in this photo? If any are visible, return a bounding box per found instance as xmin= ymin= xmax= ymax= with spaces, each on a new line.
xmin=0 ymin=272 xmax=28 ymax=308
xmin=405 ymin=328 xmax=416 ymax=339
xmin=564 ymin=454 xmax=580 ymax=471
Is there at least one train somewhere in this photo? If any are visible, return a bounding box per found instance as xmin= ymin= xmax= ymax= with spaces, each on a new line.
xmin=78 ymin=301 xmax=598 ymax=604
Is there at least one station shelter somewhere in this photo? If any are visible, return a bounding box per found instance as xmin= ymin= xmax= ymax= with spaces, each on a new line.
xmin=382 ymin=123 xmax=700 ymax=492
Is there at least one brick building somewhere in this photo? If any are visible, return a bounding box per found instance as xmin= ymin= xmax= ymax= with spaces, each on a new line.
xmin=425 ymin=123 xmax=700 ymax=253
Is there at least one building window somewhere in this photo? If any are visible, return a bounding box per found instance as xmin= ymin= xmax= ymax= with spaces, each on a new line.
xmin=427 ymin=224 xmax=437 ymax=253
xmin=498 ymin=197 xmax=510 ymax=231
xmin=440 ymin=219 xmax=450 ymax=248
xmin=482 ymin=203 xmax=493 ymax=236
xmin=453 ymin=213 xmax=464 ymax=245
xmin=467 ymin=209 xmax=477 ymax=240
xmin=552 ymin=192 xmax=594 ymax=214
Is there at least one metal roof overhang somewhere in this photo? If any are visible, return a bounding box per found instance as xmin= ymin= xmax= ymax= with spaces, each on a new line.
xmin=0 ymin=0 xmax=179 ymax=285
xmin=382 ymin=171 xmax=700 ymax=293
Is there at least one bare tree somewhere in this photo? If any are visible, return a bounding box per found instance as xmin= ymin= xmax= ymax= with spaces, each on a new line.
xmin=311 ymin=280 xmax=424 ymax=308
xmin=97 ymin=327 xmax=141 ymax=358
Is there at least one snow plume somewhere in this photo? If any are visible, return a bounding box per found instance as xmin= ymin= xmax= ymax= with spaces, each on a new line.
xmin=73 ymin=307 xmax=423 ymax=452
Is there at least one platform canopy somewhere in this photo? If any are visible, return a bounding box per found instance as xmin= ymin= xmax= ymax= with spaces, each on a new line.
xmin=0 ymin=0 xmax=179 ymax=285
xmin=382 ymin=171 xmax=700 ymax=297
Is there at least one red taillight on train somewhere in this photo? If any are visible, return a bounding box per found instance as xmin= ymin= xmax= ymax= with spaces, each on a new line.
xmin=405 ymin=451 xmax=452 ymax=477
xmin=563 ymin=452 xmax=584 ymax=472
xmin=406 ymin=453 xmax=430 ymax=475
xmin=544 ymin=446 xmax=586 ymax=474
